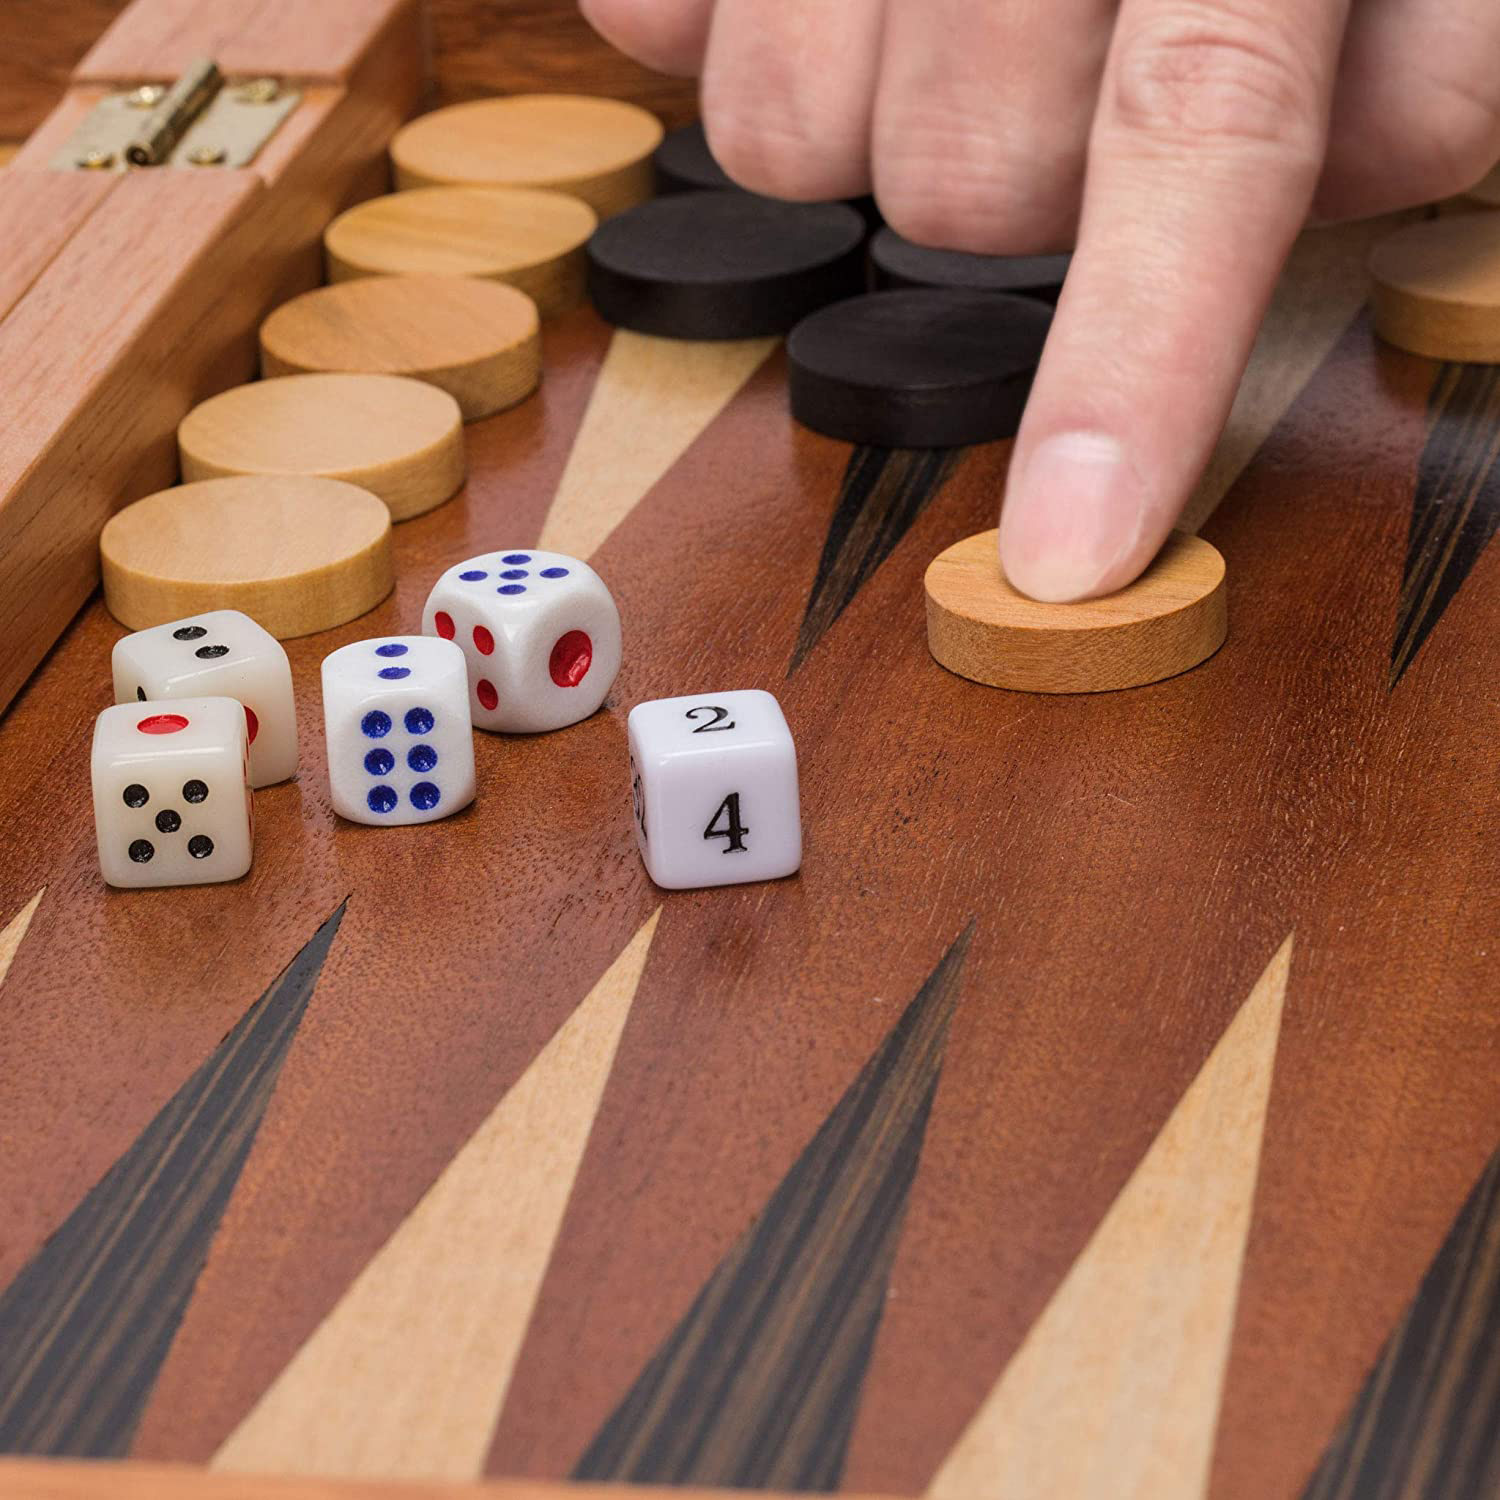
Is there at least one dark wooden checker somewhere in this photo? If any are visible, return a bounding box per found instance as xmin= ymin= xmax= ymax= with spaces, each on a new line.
xmin=1 ymin=7 xmax=1498 ymax=1500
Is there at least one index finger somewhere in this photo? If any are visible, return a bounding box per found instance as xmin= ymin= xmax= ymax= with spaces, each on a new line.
xmin=998 ymin=0 xmax=1349 ymax=602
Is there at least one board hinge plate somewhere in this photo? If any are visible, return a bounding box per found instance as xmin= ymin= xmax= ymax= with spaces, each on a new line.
xmin=50 ymin=57 xmax=300 ymax=172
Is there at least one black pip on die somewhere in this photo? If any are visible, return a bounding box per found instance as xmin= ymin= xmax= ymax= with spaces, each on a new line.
xmin=421 ymin=550 xmax=622 ymax=733
xmin=627 ymin=690 xmax=801 ymax=889
xmin=111 ymin=609 xmax=297 ymax=788
xmin=91 ymin=697 xmax=253 ymax=888
xmin=321 ymin=636 xmax=476 ymax=826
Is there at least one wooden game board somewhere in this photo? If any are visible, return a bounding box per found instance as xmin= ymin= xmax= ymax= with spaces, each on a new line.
xmin=0 ymin=5 xmax=1497 ymax=1500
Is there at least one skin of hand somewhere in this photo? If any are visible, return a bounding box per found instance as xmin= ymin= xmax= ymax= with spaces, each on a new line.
xmin=579 ymin=0 xmax=1500 ymax=601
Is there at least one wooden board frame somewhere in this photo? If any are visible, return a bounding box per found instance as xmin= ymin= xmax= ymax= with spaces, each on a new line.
xmin=0 ymin=0 xmax=425 ymax=714
xmin=0 ymin=6 xmax=1497 ymax=1500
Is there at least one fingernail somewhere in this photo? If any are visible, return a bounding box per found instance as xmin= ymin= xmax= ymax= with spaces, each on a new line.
xmin=1000 ymin=431 xmax=1144 ymax=602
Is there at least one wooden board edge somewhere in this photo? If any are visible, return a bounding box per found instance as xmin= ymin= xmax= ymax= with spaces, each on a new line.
xmin=0 ymin=1458 xmax=908 ymax=1500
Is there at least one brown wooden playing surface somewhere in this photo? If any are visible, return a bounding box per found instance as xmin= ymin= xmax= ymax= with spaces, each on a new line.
xmin=2 ymin=11 xmax=1499 ymax=1500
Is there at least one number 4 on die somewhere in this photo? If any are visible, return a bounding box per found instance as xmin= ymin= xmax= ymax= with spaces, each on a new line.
xmin=627 ymin=690 xmax=801 ymax=889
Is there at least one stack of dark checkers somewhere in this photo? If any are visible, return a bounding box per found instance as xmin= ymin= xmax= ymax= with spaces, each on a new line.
xmin=652 ymin=121 xmax=881 ymax=228
xmin=586 ymin=163 xmax=1058 ymax=449
xmin=586 ymin=190 xmax=867 ymax=339
xmin=869 ymin=226 xmax=1071 ymax=305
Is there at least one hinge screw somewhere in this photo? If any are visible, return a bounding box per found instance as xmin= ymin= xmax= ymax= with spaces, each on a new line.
xmin=125 ymin=84 xmax=165 ymax=109
xmin=77 ymin=148 xmax=114 ymax=169
xmin=185 ymin=143 xmax=227 ymax=166
xmin=234 ymin=78 xmax=280 ymax=104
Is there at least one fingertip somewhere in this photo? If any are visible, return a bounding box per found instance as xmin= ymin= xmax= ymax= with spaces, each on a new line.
xmin=998 ymin=431 xmax=1152 ymax=602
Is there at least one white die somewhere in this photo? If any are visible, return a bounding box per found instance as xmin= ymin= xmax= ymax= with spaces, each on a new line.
xmin=421 ymin=549 xmax=622 ymax=733
xmin=111 ymin=610 xmax=297 ymax=788
xmin=627 ymin=690 xmax=801 ymax=889
xmin=321 ymin=635 xmax=475 ymax=826
xmin=91 ymin=697 xmax=253 ymax=889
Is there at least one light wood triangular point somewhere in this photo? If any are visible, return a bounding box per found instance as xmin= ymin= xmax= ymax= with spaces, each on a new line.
xmin=927 ymin=933 xmax=1295 ymax=1500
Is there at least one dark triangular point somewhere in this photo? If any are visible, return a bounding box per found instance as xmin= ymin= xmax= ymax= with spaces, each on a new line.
xmin=1300 ymin=1143 xmax=1500 ymax=1498
xmin=0 ymin=901 xmax=347 ymax=1457
xmin=1390 ymin=363 xmax=1500 ymax=688
xmin=573 ymin=921 xmax=976 ymax=1489
xmin=789 ymin=445 xmax=965 ymax=675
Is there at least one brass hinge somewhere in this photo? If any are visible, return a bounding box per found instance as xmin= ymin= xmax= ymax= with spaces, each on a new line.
xmin=51 ymin=57 xmax=300 ymax=172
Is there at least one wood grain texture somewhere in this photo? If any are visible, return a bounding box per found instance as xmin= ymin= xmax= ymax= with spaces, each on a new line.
xmin=424 ymin=0 xmax=699 ymax=129
xmin=0 ymin=889 xmax=44 ymax=990
xmin=214 ymin=912 xmax=662 ymax=1482
xmin=100 ymin=476 xmax=394 ymax=638
xmin=325 ymin=187 xmax=596 ymax=318
xmin=1390 ymin=361 xmax=1500 ymax=686
xmin=0 ymin=1461 xmax=890 ymax=1500
xmin=0 ymin=0 xmax=124 ymax=139
xmin=1299 ymin=1143 xmax=1500 ymax=1500
xmin=792 ymin=447 xmax=964 ymax=674
xmin=925 ymin=529 xmax=1228 ymax=693
xmin=260 ymin=276 xmax=541 ymax=423
xmin=928 ymin=934 xmax=1292 ymax=1500
xmin=0 ymin=12 xmax=1496 ymax=1496
xmin=538 ymin=331 xmax=777 ymax=560
xmin=571 ymin=926 xmax=973 ymax=1488
xmin=0 ymin=0 xmax=424 ymax=714
xmin=75 ymin=0 xmax=416 ymax=82
xmin=1370 ymin=213 xmax=1500 ymax=361
xmin=391 ymin=95 xmax=663 ymax=218
xmin=0 ymin=172 xmax=117 ymax=321
xmin=0 ymin=904 xmax=345 ymax=1457
xmin=179 ymin=374 xmax=465 ymax=523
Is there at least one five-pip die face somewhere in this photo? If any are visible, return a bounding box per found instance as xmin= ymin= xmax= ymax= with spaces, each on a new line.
xmin=91 ymin=696 xmax=253 ymax=889
xmin=422 ymin=550 xmax=622 ymax=733
xmin=627 ymin=690 xmax=801 ymax=889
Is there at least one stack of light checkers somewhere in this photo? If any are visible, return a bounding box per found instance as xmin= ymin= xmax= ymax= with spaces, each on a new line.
xmin=100 ymin=91 xmax=666 ymax=641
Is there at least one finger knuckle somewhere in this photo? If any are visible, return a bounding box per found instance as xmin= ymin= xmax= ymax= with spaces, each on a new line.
xmin=703 ymin=102 xmax=864 ymax=201
xmin=874 ymin=111 xmax=1080 ymax=252
xmin=1410 ymin=73 xmax=1500 ymax=198
xmin=1110 ymin=13 xmax=1323 ymax=164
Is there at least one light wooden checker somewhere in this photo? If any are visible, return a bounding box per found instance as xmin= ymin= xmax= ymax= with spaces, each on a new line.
xmin=324 ymin=187 xmax=597 ymax=318
xmin=100 ymin=476 xmax=394 ymax=638
xmin=925 ymin=529 xmax=1228 ymax=693
xmin=1370 ymin=213 xmax=1500 ymax=361
xmin=178 ymin=373 xmax=466 ymax=522
xmin=390 ymin=95 xmax=664 ymax=218
xmin=260 ymin=275 xmax=541 ymax=423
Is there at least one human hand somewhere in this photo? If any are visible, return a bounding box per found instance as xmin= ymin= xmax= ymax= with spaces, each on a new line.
xmin=580 ymin=0 xmax=1500 ymax=600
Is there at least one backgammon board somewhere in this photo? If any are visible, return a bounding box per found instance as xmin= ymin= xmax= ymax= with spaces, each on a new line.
xmin=0 ymin=5 xmax=1496 ymax=1500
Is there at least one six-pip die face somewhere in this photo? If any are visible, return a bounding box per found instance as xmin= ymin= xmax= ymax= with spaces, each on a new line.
xmin=110 ymin=609 xmax=297 ymax=788
xmin=627 ymin=690 xmax=802 ymax=890
xmin=91 ymin=696 xmax=253 ymax=889
xmin=422 ymin=549 xmax=622 ymax=733
xmin=321 ymin=635 xmax=476 ymax=827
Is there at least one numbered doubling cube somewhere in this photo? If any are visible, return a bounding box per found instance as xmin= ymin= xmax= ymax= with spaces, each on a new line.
xmin=91 ymin=697 xmax=253 ymax=889
xmin=421 ymin=549 xmax=622 ymax=733
xmin=627 ymin=690 xmax=801 ymax=889
xmin=321 ymin=636 xmax=476 ymax=826
xmin=111 ymin=609 xmax=297 ymax=787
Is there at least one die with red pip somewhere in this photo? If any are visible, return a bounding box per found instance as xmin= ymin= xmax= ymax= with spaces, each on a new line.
xmin=421 ymin=550 xmax=621 ymax=733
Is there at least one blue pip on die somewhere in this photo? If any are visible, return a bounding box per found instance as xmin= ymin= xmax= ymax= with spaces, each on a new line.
xmin=421 ymin=549 xmax=621 ymax=733
xmin=321 ymin=636 xmax=475 ymax=826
